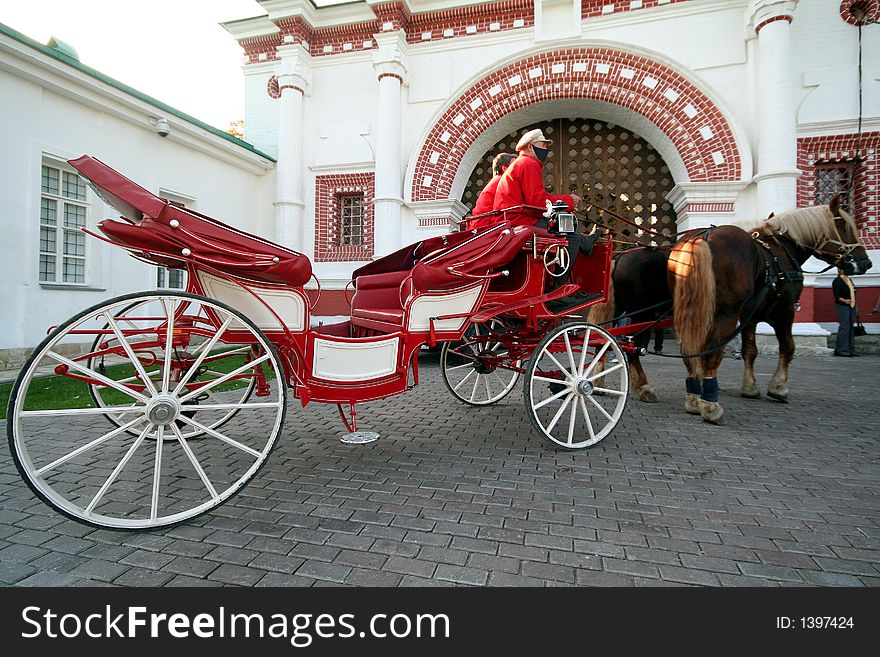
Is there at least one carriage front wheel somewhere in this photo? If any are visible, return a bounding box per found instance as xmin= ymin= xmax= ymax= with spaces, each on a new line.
xmin=7 ymin=291 xmax=287 ymax=530
xmin=523 ymin=322 xmax=628 ymax=449
xmin=440 ymin=319 xmax=520 ymax=406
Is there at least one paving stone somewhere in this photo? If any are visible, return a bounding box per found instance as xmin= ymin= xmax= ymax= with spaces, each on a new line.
xmin=435 ymin=564 xmax=488 ymax=586
xmin=296 ymin=560 xmax=351 ymax=584
xmin=208 ymin=564 xmax=267 ymax=586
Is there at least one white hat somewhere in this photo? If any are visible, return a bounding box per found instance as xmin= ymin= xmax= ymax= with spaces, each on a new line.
xmin=516 ymin=128 xmax=553 ymax=151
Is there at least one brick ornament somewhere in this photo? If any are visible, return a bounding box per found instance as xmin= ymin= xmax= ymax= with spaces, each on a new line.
xmin=314 ymin=173 xmax=376 ymax=262
xmin=839 ymin=0 xmax=879 ymax=26
xmin=797 ymin=132 xmax=880 ymax=249
xmin=410 ymin=48 xmax=743 ymax=203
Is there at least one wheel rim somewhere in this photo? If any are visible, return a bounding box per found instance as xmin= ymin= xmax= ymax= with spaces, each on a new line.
xmin=9 ymin=293 xmax=286 ymax=529
xmin=524 ymin=323 xmax=628 ymax=449
xmin=87 ymin=299 xmax=258 ymax=440
xmin=441 ymin=320 xmax=520 ymax=406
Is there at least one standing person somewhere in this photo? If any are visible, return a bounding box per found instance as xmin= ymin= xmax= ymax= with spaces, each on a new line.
xmin=832 ymin=266 xmax=859 ymax=357
xmin=469 ymin=152 xmax=516 ymax=228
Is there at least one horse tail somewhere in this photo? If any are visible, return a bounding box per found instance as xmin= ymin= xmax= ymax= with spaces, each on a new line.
xmin=588 ymin=261 xmax=616 ymax=325
xmin=669 ymin=237 xmax=715 ymax=373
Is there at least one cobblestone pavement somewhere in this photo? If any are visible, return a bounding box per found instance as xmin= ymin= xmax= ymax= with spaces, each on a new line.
xmin=2 ymin=351 xmax=878 ymax=587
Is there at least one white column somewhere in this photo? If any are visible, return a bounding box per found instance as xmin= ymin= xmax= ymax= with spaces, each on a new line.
xmin=372 ymin=31 xmax=407 ymax=257
xmin=748 ymin=0 xmax=800 ymax=218
xmin=274 ymin=45 xmax=311 ymax=251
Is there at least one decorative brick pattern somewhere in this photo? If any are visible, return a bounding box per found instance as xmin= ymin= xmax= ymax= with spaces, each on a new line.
xmin=411 ymin=48 xmax=743 ymax=203
xmin=314 ymin=173 xmax=375 ymax=262
xmin=796 ymin=132 xmax=879 ymax=249
xmin=686 ymin=202 xmax=735 ymax=213
xmin=267 ymin=75 xmax=281 ymax=99
xmin=839 ymin=0 xmax=879 ymax=26
xmin=239 ymin=0 xmax=697 ymax=63
xmin=754 ymin=15 xmax=792 ymax=33
xmin=581 ymin=0 xmax=689 ymax=19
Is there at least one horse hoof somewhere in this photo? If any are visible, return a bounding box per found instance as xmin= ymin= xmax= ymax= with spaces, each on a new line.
xmin=638 ymin=385 xmax=658 ymax=403
xmin=767 ymin=390 xmax=788 ymax=403
xmin=702 ymin=414 xmax=726 ymax=426
xmin=684 ymin=393 xmax=701 ymax=414
xmin=740 ymin=389 xmax=761 ymax=399
xmin=698 ymin=400 xmax=725 ymax=425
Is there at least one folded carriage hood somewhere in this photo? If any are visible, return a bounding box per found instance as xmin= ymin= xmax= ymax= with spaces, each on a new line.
xmin=68 ymin=155 xmax=167 ymax=222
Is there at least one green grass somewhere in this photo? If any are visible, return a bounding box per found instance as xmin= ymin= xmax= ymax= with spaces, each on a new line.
xmin=1 ymin=351 xmax=261 ymax=420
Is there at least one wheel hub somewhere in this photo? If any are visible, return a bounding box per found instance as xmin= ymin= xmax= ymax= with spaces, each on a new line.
xmin=474 ymin=349 xmax=498 ymax=374
xmin=146 ymin=396 xmax=180 ymax=426
xmin=573 ymin=377 xmax=594 ymax=396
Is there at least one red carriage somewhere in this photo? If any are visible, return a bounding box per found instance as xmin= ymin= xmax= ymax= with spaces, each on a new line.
xmin=7 ymin=156 xmax=662 ymax=529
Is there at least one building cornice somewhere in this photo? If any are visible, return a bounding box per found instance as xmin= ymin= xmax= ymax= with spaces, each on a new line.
xmin=797 ymin=118 xmax=880 ymax=138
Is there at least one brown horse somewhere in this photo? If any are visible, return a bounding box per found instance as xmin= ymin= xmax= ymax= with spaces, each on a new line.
xmin=669 ymin=196 xmax=872 ymax=424
xmin=589 ymin=247 xmax=672 ymax=402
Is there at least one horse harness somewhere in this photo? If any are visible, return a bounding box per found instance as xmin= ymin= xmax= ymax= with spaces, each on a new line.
xmin=751 ymin=233 xmax=804 ymax=300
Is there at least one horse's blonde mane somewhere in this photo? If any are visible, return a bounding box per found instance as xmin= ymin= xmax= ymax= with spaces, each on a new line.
xmin=748 ymin=205 xmax=857 ymax=247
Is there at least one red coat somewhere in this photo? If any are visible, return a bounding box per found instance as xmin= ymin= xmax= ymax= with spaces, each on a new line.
xmin=470 ymin=175 xmax=501 ymax=228
xmin=492 ymin=154 xmax=573 ymax=227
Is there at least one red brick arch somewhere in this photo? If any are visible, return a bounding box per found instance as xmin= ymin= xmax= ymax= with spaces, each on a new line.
xmin=409 ymin=48 xmax=744 ymax=203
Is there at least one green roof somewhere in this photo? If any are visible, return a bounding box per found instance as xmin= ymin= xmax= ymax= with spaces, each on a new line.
xmin=0 ymin=22 xmax=275 ymax=163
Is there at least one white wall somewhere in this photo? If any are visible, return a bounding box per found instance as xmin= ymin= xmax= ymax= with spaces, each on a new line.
xmin=0 ymin=57 xmax=274 ymax=353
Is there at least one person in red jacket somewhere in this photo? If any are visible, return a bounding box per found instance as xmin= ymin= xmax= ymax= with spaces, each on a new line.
xmin=492 ymin=128 xmax=581 ymax=226
xmin=469 ymin=152 xmax=516 ymax=228
xmin=492 ymin=129 xmax=596 ymax=310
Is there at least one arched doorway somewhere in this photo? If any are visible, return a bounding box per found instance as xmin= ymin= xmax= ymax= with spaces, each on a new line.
xmin=462 ymin=118 xmax=676 ymax=246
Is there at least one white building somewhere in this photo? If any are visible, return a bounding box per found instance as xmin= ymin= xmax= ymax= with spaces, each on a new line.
xmin=1 ymin=0 xmax=878 ymax=363
xmin=0 ymin=23 xmax=275 ymax=365
xmin=223 ymin=0 xmax=879 ymax=328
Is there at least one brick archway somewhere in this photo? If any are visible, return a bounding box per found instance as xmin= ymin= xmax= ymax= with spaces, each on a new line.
xmin=408 ymin=47 xmax=746 ymax=204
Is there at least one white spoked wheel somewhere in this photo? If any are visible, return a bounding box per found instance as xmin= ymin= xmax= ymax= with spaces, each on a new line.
xmin=523 ymin=322 xmax=628 ymax=449
xmin=86 ymin=298 xmax=257 ymax=440
xmin=7 ymin=291 xmax=287 ymax=530
xmin=441 ymin=319 xmax=520 ymax=406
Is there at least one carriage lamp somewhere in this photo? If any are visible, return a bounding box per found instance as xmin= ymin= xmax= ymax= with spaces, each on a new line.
xmin=554 ymin=212 xmax=577 ymax=234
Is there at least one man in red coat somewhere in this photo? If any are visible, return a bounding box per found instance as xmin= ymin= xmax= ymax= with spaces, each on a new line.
xmin=470 ymin=152 xmax=516 ymax=228
xmin=492 ymin=128 xmax=581 ymax=226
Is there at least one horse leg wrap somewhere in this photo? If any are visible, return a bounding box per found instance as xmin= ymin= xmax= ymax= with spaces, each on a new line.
xmin=700 ymin=377 xmax=719 ymax=403
xmin=684 ymin=377 xmax=702 ymax=414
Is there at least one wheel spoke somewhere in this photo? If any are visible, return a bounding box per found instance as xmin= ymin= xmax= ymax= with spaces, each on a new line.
xmin=178 ymin=354 xmax=271 ymax=402
xmin=579 ymin=397 xmax=595 ymax=442
xmin=545 ymin=351 xmax=574 ymax=380
xmin=161 ymin=298 xmax=176 ymax=393
xmin=169 ymin=423 xmax=219 ymax=500
xmin=545 ymin=394 xmax=573 ymax=433
xmin=567 ymin=398 xmax=578 ymax=445
xmin=446 ymin=362 xmax=476 ymax=371
xmin=85 ymin=423 xmax=153 ymax=513
xmin=177 ymin=416 xmax=263 ymax=458
xmin=533 ymin=385 xmax=571 ymax=410
xmin=563 ymin=331 xmax=578 ymax=375
xmin=577 ymin=327 xmax=592 ymax=375
xmin=586 ymin=363 xmax=622 ymax=381
xmin=47 ymin=351 xmax=148 ymax=403
xmin=179 ymin=401 xmax=282 ymax=412
xmin=532 ymin=374 xmax=567 ymax=386
xmin=484 ymin=374 xmax=493 ymax=400
xmin=469 ymin=372 xmax=480 ymax=402
xmin=36 ymin=416 xmax=147 ymax=476
xmin=591 ymin=387 xmax=625 ymax=396
xmin=20 ymin=405 xmax=144 ymax=417
xmin=150 ymin=426 xmax=164 ymax=521
xmin=583 ymin=342 xmax=611 ymax=378
xmin=172 ymin=314 xmax=234 ymax=395
xmin=452 ymin=368 xmax=476 ymax=392
xmin=587 ymin=394 xmax=614 ymax=423
xmin=104 ymin=313 xmax=158 ymax=396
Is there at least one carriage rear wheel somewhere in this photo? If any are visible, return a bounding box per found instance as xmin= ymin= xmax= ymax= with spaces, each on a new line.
xmin=441 ymin=319 xmax=520 ymax=406
xmin=7 ymin=291 xmax=287 ymax=530
xmin=86 ymin=297 xmax=258 ymax=440
xmin=523 ymin=322 xmax=628 ymax=449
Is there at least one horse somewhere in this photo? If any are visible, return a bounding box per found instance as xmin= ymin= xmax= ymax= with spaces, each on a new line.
xmin=669 ymin=195 xmax=872 ymax=425
xmin=588 ymin=246 xmax=672 ymax=402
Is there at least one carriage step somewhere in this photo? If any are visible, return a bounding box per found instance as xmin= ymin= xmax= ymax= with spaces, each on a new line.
xmin=340 ymin=431 xmax=379 ymax=444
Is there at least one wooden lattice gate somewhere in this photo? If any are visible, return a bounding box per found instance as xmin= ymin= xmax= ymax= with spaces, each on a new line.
xmin=462 ymin=118 xmax=677 ymax=247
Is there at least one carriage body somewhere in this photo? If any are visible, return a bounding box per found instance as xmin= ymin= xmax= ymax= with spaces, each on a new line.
xmin=7 ymin=157 xmax=631 ymax=530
